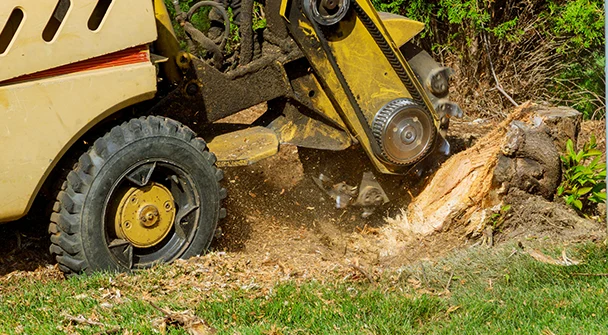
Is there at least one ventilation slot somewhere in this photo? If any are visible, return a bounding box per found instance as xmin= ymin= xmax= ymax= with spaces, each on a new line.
xmin=0 ymin=8 xmax=24 ymax=55
xmin=43 ymin=0 xmax=71 ymax=42
xmin=88 ymin=0 xmax=113 ymax=31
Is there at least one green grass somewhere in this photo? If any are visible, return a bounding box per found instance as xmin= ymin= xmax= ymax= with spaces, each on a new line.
xmin=1 ymin=243 xmax=607 ymax=334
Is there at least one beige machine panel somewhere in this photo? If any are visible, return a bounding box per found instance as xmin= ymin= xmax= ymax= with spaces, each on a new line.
xmin=0 ymin=62 xmax=157 ymax=222
xmin=0 ymin=0 xmax=157 ymax=82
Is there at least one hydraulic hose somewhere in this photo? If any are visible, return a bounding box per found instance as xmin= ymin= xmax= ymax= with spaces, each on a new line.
xmin=187 ymin=1 xmax=231 ymax=50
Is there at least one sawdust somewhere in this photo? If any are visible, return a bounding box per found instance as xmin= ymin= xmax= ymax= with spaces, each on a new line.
xmin=0 ymin=105 xmax=604 ymax=289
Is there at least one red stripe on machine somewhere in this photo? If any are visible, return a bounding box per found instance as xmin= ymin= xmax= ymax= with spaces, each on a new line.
xmin=2 ymin=46 xmax=150 ymax=85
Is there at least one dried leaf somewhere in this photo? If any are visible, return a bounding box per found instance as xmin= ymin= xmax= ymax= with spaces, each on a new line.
xmin=407 ymin=277 xmax=422 ymax=288
xmin=63 ymin=313 xmax=107 ymax=327
xmin=150 ymin=303 xmax=216 ymax=335
xmin=527 ymin=249 xmax=581 ymax=266
xmin=446 ymin=305 xmax=461 ymax=314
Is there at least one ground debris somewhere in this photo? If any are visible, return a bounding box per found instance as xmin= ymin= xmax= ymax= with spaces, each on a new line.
xmin=571 ymin=272 xmax=608 ymax=277
xmin=348 ymin=264 xmax=375 ymax=284
xmin=0 ymin=264 xmax=63 ymax=287
xmin=525 ymin=248 xmax=581 ymax=266
xmin=150 ymin=302 xmax=216 ymax=335
xmin=62 ymin=313 xmax=108 ymax=327
xmin=0 ymin=107 xmax=604 ymax=301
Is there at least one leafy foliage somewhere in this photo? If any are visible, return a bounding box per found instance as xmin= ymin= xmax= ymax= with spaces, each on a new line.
xmin=252 ymin=2 xmax=267 ymax=31
xmin=557 ymin=136 xmax=606 ymax=212
xmin=371 ymin=0 xmax=605 ymax=119
xmin=488 ymin=204 xmax=512 ymax=231
xmin=548 ymin=0 xmax=605 ymax=52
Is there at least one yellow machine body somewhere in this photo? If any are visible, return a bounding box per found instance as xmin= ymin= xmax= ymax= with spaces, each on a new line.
xmin=0 ymin=0 xmax=436 ymax=222
xmin=0 ymin=0 xmax=158 ymax=222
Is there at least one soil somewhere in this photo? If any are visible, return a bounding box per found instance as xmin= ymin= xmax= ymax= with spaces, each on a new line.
xmin=0 ymin=106 xmax=604 ymax=286
xmin=497 ymin=189 xmax=605 ymax=244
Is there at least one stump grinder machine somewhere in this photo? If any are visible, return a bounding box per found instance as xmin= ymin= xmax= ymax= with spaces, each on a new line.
xmin=0 ymin=0 xmax=462 ymax=274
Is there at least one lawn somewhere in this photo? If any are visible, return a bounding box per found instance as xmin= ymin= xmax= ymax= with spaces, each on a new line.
xmin=0 ymin=242 xmax=606 ymax=334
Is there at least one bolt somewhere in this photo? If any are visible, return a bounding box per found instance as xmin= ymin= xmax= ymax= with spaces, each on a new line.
xmin=164 ymin=201 xmax=173 ymax=211
xmin=186 ymin=83 xmax=199 ymax=96
xmin=124 ymin=221 xmax=132 ymax=229
xmin=321 ymin=0 xmax=338 ymax=11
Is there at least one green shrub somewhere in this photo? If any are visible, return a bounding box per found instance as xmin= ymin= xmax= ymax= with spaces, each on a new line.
xmin=548 ymin=0 xmax=605 ymax=52
xmin=372 ymin=0 xmax=605 ymax=119
xmin=557 ymin=136 xmax=606 ymax=212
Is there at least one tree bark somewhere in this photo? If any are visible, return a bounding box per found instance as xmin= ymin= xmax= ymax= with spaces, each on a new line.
xmin=532 ymin=106 xmax=582 ymax=152
xmin=493 ymin=120 xmax=561 ymax=200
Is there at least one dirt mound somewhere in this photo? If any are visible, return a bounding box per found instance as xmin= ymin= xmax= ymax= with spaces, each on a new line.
xmin=497 ymin=189 xmax=604 ymax=244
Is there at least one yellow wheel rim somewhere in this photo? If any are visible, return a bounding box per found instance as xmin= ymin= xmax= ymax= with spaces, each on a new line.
xmin=114 ymin=182 xmax=176 ymax=248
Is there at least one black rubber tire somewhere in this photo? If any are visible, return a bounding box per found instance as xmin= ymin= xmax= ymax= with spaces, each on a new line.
xmin=49 ymin=116 xmax=226 ymax=275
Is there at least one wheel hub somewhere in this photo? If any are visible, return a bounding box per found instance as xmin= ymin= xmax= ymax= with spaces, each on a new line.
xmin=114 ymin=182 xmax=176 ymax=248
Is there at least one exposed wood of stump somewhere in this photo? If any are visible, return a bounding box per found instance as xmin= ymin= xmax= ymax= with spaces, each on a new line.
xmin=402 ymin=102 xmax=579 ymax=236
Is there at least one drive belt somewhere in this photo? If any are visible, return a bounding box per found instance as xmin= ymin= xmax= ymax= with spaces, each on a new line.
xmin=307 ymin=11 xmax=383 ymax=156
xmin=306 ymin=0 xmax=436 ymax=162
xmin=350 ymin=1 xmax=433 ymax=115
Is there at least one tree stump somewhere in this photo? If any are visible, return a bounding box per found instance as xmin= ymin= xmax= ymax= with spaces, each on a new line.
xmin=395 ymin=102 xmax=579 ymax=237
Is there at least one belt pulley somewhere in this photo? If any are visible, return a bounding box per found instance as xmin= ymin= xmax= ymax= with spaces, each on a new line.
xmin=372 ymin=99 xmax=436 ymax=165
xmin=303 ymin=0 xmax=351 ymax=25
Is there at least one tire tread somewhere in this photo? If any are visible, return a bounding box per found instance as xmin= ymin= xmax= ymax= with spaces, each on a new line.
xmin=49 ymin=116 xmax=226 ymax=275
